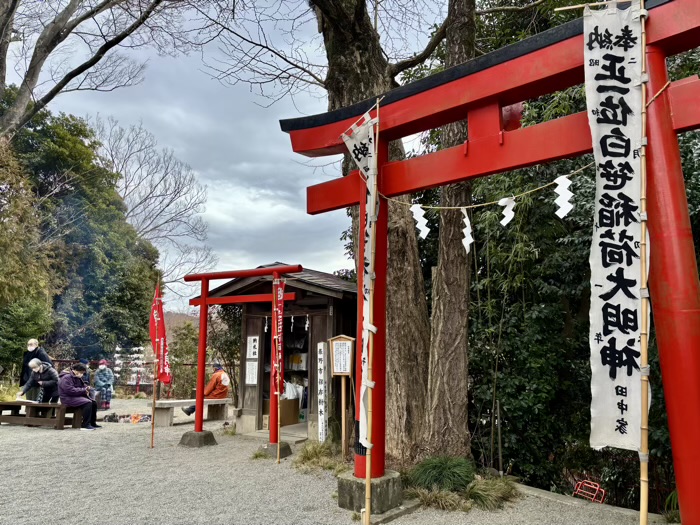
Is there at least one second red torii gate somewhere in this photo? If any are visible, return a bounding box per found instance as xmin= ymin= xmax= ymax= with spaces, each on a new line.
xmin=185 ymin=264 xmax=302 ymax=444
xmin=280 ymin=0 xmax=700 ymax=522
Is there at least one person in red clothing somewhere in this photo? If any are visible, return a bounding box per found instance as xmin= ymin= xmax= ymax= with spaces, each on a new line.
xmin=182 ymin=363 xmax=230 ymax=416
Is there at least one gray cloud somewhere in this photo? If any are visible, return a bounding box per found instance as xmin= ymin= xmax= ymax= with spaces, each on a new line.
xmin=47 ymin=49 xmax=353 ymax=309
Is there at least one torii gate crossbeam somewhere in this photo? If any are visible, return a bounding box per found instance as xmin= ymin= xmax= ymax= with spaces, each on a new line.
xmin=280 ymin=0 xmax=700 ymax=522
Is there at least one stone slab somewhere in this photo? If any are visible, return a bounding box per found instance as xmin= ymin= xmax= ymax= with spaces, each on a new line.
xmin=179 ymin=430 xmax=218 ymax=447
xmin=337 ymin=470 xmax=402 ymax=515
xmin=258 ymin=442 xmax=293 ymax=459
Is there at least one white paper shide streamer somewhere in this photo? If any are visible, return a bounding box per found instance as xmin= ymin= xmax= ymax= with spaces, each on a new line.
xmin=554 ymin=176 xmax=574 ymax=218
xmin=498 ymin=197 xmax=516 ymax=226
xmin=461 ymin=208 xmax=473 ymax=255
xmin=341 ymin=110 xmax=378 ymax=449
xmin=585 ymin=3 xmax=648 ymax=451
xmin=410 ymin=204 xmax=430 ymax=239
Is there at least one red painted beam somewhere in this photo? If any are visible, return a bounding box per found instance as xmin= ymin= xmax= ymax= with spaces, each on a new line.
xmin=189 ymin=293 xmax=296 ymax=306
xmin=306 ymin=77 xmax=700 ymax=214
xmin=287 ymin=0 xmax=699 ymax=157
xmin=184 ymin=265 xmax=303 ymax=283
xmin=669 ymin=75 xmax=700 ymax=133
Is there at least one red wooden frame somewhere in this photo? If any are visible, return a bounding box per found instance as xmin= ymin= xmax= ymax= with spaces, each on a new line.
xmin=184 ymin=264 xmax=302 ymax=443
xmin=280 ymin=1 xmax=700 ymax=522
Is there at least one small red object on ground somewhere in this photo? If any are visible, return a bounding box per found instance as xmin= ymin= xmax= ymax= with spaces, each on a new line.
xmin=573 ymin=480 xmax=606 ymax=503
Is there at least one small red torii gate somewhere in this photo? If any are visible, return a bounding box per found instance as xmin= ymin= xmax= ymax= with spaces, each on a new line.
xmin=185 ymin=264 xmax=302 ymax=444
xmin=280 ymin=0 xmax=700 ymax=522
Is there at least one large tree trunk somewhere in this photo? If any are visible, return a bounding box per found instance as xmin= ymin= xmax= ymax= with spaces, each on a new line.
xmin=421 ymin=0 xmax=476 ymax=458
xmin=315 ymin=1 xmax=430 ymax=461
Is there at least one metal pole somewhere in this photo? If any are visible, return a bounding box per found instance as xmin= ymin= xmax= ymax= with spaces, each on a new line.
xmin=646 ymin=45 xmax=700 ymax=525
xmin=194 ymin=279 xmax=209 ymax=433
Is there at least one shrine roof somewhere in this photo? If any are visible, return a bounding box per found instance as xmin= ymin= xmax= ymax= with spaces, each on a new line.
xmin=207 ymin=262 xmax=356 ymax=299
xmin=279 ymin=0 xmax=671 ymax=134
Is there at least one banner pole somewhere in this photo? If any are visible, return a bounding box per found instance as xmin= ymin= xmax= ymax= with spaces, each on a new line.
xmin=150 ymin=358 xmax=158 ymax=449
xmin=638 ymin=1 xmax=650 ymax=524
xmin=364 ymin=97 xmax=380 ymax=525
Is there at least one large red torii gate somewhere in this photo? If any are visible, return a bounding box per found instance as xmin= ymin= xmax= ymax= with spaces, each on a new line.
xmin=280 ymin=0 xmax=700 ymax=522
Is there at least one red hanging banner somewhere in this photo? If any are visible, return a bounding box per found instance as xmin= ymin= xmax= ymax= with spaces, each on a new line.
xmin=149 ymin=284 xmax=172 ymax=384
xmin=273 ymin=279 xmax=286 ymax=394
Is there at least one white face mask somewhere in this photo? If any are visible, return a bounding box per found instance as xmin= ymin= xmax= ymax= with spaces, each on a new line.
xmin=99 ymin=365 xmax=106 ymax=370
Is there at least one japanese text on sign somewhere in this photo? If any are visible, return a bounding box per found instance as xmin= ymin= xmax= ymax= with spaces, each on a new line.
xmin=584 ymin=3 xmax=648 ymax=452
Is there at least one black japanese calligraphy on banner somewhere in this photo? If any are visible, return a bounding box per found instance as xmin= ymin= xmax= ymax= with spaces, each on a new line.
xmin=585 ymin=3 xmax=646 ymax=452
xmin=341 ymin=110 xmax=378 ymax=449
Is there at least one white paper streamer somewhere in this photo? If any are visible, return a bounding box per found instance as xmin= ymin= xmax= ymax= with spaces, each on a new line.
xmin=498 ymin=197 xmax=516 ymax=226
xmin=410 ymin=204 xmax=430 ymax=239
xmin=461 ymin=208 xmax=473 ymax=255
xmin=554 ymin=175 xmax=574 ymax=218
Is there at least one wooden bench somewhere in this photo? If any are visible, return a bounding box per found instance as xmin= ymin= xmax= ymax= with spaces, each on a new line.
xmin=0 ymin=401 xmax=84 ymax=430
xmin=151 ymin=399 xmax=231 ymax=427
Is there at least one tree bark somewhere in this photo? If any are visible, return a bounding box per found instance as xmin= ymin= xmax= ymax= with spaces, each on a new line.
xmin=314 ymin=0 xmax=430 ymax=461
xmin=421 ymin=0 xmax=476 ymax=459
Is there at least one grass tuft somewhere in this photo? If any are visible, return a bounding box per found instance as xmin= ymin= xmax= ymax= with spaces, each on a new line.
xmin=293 ymin=442 xmax=350 ymax=476
xmin=409 ymin=456 xmax=476 ymax=492
xmin=0 ymin=383 xmax=21 ymax=402
xmin=251 ymin=450 xmax=271 ymax=460
xmin=351 ymin=512 xmax=361 ymax=521
xmin=405 ymin=487 xmax=472 ymax=512
xmin=464 ymin=478 xmax=520 ymax=510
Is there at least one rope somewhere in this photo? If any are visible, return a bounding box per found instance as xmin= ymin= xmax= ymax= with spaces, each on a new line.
xmin=646 ymin=80 xmax=670 ymax=108
xmin=369 ymin=161 xmax=595 ymax=211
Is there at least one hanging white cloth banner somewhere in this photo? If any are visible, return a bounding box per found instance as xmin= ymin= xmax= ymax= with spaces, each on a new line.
xmin=341 ymin=110 xmax=378 ymax=449
xmin=585 ymin=3 xmax=648 ymax=451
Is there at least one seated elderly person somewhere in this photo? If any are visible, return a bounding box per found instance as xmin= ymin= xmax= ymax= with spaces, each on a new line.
xmin=16 ymin=358 xmax=60 ymax=403
xmin=58 ymin=363 xmax=101 ymax=431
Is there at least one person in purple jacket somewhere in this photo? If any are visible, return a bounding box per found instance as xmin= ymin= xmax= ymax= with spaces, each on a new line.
xmin=58 ymin=363 xmax=101 ymax=431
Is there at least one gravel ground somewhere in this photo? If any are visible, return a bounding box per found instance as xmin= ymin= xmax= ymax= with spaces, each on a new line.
xmin=0 ymin=398 xmax=657 ymax=525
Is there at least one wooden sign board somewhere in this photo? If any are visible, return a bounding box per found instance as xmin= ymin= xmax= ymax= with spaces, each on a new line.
xmin=329 ymin=335 xmax=354 ymax=377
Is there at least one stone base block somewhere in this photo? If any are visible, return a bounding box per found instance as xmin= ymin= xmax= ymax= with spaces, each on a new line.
xmin=258 ymin=442 xmax=293 ymax=459
xmin=337 ymin=470 xmax=402 ymax=515
xmin=179 ymin=430 xmax=218 ymax=447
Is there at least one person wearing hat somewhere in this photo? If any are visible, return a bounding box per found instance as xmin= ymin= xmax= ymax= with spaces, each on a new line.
xmin=20 ymin=339 xmax=52 ymax=401
xmin=94 ymin=359 xmax=115 ymax=410
xmin=58 ymin=363 xmax=101 ymax=431
xmin=79 ymin=358 xmax=92 ymax=386
xmin=182 ymin=363 xmax=230 ymax=416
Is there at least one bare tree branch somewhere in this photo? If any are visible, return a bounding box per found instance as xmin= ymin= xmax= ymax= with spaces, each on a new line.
xmin=389 ymin=15 xmax=450 ymax=76
xmin=476 ymin=0 xmax=545 ymax=16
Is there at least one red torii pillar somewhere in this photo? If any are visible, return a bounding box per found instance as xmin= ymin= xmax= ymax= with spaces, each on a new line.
xmin=185 ymin=264 xmax=301 ymax=442
xmin=280 ymin=0 xmax=700 ymax=521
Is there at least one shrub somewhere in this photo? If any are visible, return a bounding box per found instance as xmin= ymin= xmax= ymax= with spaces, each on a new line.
xmin=464 ymin=478 xmax=520 ymax=510
xmin=409 ymin=456 xmax=476 ymax=492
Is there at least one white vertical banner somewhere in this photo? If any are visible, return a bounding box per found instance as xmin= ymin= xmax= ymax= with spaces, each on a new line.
xmin=585 ymin=3 xmax=648 ymax=451
xmin=341 ymin=110 xmax=378 ymax=449
xmin=317 ymin=342 xmax=329 ymax=443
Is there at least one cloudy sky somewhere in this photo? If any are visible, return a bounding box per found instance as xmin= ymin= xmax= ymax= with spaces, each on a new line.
xmin=42 ymin=45 xmax=352 ymax=311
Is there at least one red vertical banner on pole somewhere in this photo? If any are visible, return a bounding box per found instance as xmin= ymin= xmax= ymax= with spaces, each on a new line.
xmin=269 ymin=274 xmax=286 ymax=444
xmin=646 ymin=46 xmax=700 ymax=525
xmin=195 ymin=279 xmax=209 ymax=433
xmin=150 ymin=284 xmax=172 ymax=385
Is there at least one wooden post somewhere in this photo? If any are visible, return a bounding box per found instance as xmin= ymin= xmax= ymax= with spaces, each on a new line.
xmin=150 ymin=358 xmax=158 ymax=449
xmin=497 ymin=399 xmax=503 ymax=478
xmin=341 ymin=375 xmax=347 ymax=457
